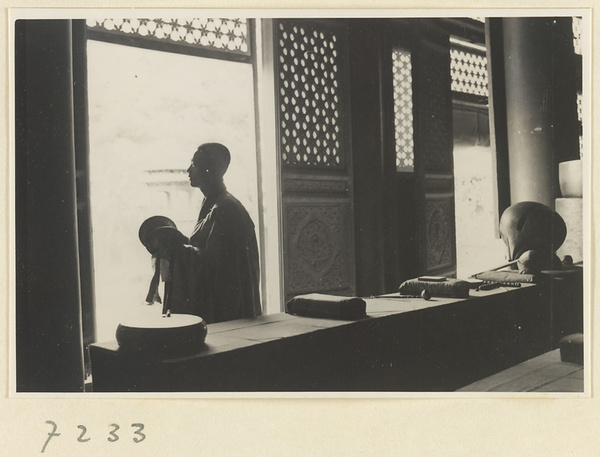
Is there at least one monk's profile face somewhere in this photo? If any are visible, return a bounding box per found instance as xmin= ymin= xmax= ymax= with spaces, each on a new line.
xmin=187 ymin=151 xmax=214 ymax=194
xmin=187 ymin=143 xmax=230 ymax=196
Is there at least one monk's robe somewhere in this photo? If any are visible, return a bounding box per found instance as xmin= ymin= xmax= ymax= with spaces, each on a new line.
xmin=168 ymin=187 xmax=262 ymax=323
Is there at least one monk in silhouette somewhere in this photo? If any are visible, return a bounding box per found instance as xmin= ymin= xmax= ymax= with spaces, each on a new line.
xmin=155 ymin=142 xmax=261 ymax=323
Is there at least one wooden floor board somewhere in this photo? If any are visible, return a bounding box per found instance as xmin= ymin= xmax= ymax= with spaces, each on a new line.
xmin=458 ymin=349 xmax=584 ymax=392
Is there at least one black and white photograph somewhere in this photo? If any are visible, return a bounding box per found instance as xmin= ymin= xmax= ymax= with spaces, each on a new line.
xmin=10 ymin=10 xmax=589 ymax=397
xmin=5 ymin=4 xmax=600 ymax=456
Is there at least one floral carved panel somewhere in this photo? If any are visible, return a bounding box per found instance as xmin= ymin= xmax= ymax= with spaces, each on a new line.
xmin=425 ymin=196 xmax=454 ymax=271
xmin=284 ymin=204 xmax=353 ymax=295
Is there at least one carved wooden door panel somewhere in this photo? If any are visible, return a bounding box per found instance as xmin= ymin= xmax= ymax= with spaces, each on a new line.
xmin=413 ymin=27 xmax=457 ymax=276
xmin=274 ymin=19 xmax=356 ymax=302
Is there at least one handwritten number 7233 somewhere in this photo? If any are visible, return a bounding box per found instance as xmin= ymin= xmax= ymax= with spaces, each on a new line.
xmin=42 ymin=421 xmax=145 ymax=452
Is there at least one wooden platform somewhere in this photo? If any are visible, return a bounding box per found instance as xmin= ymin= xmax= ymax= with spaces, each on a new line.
xmin=457 ymin=349 xmax=584 ymax=392
xmin=90 ymin=284 xmax=557 ymax=392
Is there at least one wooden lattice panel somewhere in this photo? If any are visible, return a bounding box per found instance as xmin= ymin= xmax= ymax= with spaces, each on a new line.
xmin=87 ymin=18 xmax=250 ymax=55
xmin=277 ymin=21 xmax=344 ymax=169
xmin=392 ymin=48 xmax=415 ymax=171
xmin=450 ymin=45 xmax=488 ymax=97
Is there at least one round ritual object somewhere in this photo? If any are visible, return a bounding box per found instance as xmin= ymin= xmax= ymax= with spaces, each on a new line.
xmin=499 ymin=201 xmax=567 ymax=261
xmin=116 ymin=313 xmax=208 ymax=358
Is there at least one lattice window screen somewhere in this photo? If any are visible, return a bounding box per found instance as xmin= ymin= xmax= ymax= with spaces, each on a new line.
xmin=392 ymin=48 xmax=415 ymax=171
xmin=572 ymin=16 xmax=582 ymax=55
xmin=86 ymin=18 xmax=250 ymax=55
xmin=277 ymin=21 xmax=344 ymax=168
xmin=450 ymin=43 xmax=488 ymax=98
xmin=577 ymin=91 xmax=583 ymax=157
xmin=573 ymin=17 xmax=583 ymax=157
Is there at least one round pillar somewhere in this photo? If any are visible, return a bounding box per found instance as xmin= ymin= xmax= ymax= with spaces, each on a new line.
xmin=502 ymin=17 xmax=577 ymax=208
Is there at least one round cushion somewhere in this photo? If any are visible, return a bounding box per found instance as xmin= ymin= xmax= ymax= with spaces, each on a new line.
xmin=116 ymin=313 xmax=207 ymax=358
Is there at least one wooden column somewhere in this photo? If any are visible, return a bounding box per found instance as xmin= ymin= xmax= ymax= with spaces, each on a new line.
xmin=349 ymin=20 xmax=388 ymax=295
xmin=72 ymin=21 xmax=97 ymax=349
xmin=502 ymin=17 xmax=578 ymax=208
xmin=486 ymin=18 xmax=512 ymax=216
xmin=15 ymin=20 xmax=85 ymax=391
xmin=412 ymin=21 xmax=457 ymax=277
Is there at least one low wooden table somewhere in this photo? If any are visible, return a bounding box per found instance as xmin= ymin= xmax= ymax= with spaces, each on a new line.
xmin=457 ymin=349 xmax=584 ymax=392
